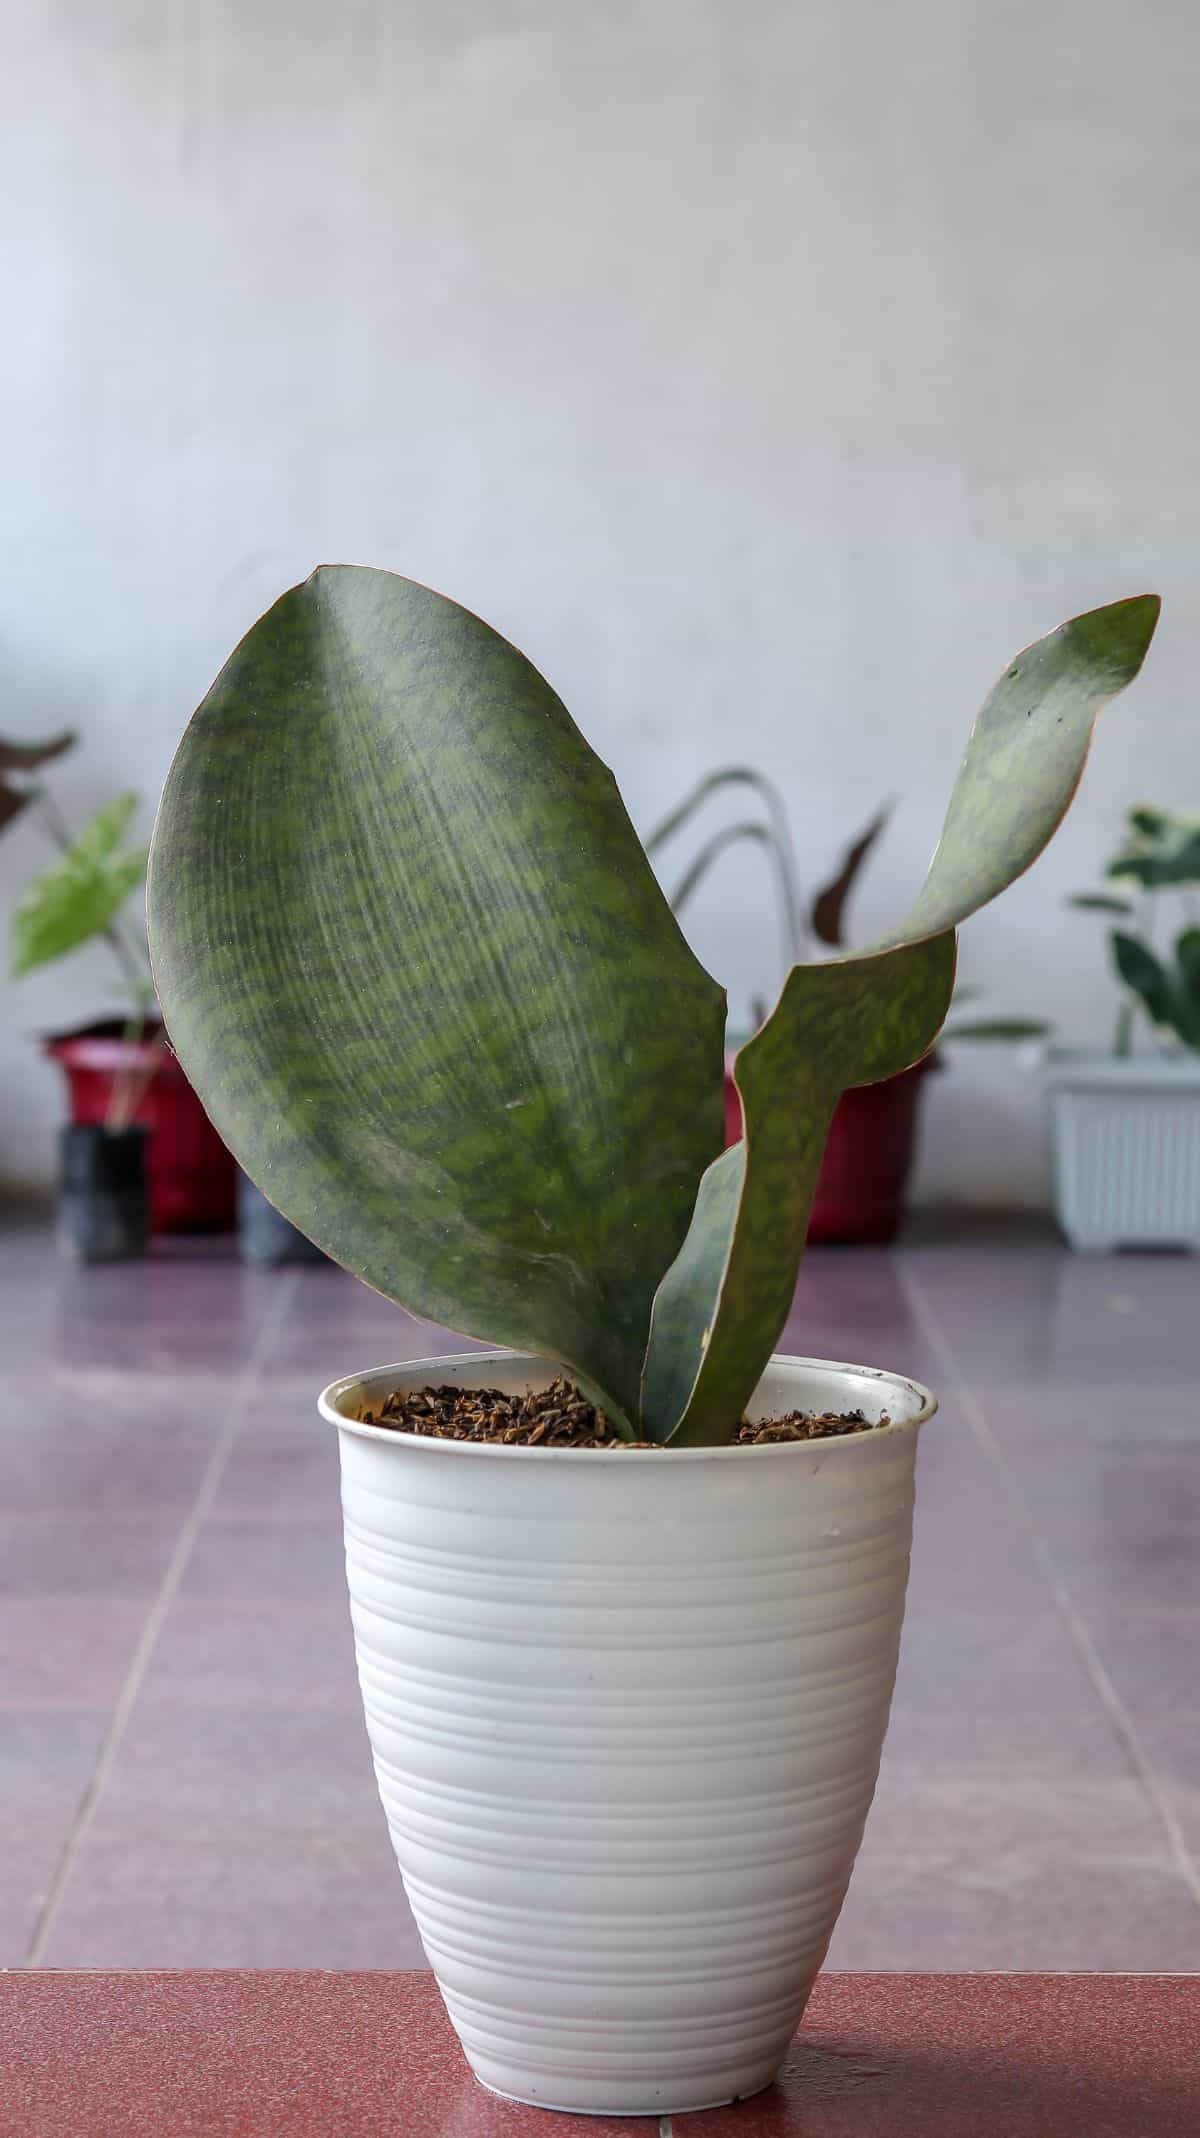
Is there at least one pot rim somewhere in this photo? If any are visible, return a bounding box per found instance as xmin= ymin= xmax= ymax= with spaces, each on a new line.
xmin=318 ymin=1350 xmax=937 ymax=1460
xmin=1044 ymin=1045 xmax=1200 ymax=1087
xmin=43 ymin=1028 xmax=177 ymax=1075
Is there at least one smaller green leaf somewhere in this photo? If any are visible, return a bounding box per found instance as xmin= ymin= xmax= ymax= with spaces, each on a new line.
xmin=9 ymin=796 xmax=147 ymax=978
xmin=1068 ymin=892 xmax=1135 ymax=916
xmin=1109 ymin=847 xmax=1200 ymax=890
xmin=1111 ymin=932 xmax=1181 ymax=1039
xmin=1175 ymin=928 xmax=1200 ymax=993
xmin=642 ymin=592 xmax=1160 ymax=1445
xmin=1127 ymin=805 xmax=1169 ymax=838
xmin=643 ymin=931 xmax=957 ymax=1445
xmin=1107 ymin=806 xmax=1200 ymax=890
xmin=1166 ymin=931 xmax=1200 ymax=1047
xmin=75 ymin=792 xmax=139 ymax=864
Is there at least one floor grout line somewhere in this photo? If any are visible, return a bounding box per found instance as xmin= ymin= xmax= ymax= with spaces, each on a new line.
xmin=22 ymin=1269 xmax=302 ymax=1968
xmin=897 ymin=1257 xmax=1200 ymax=1917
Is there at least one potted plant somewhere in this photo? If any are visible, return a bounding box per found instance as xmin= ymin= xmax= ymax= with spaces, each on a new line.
xmin=647 ymin=772 xmax=1044 ymax=1241
xmin=6 ymin=769 xmax=236 ymax=1235
xmin=147 ymin=569 xmax=1157 ymax=2115
xmin=1049 ymin=804 xmax=1200 ymax=1249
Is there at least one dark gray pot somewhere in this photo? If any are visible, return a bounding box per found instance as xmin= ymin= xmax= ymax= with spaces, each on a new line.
xmin=58 ymin=1124 xmax=149 ymax=1262
xmin=237 ymin=1171 xmax=325 ymax=1265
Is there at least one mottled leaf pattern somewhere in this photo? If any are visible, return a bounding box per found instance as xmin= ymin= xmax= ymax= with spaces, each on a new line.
xmin=895 ymin=598 xmax=1160 ymax=944
xmin=148 ymin=567 xmax=726 ymax=1428
xmin=643 ymin=933 xmax=955 ymax=1442
xmin=644 ymin=596 xmax=1161 ymax=1444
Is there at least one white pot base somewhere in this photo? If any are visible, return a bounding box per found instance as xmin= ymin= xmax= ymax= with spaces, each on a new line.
xmin=475 ymin=2070 xmax=777 ymax=2118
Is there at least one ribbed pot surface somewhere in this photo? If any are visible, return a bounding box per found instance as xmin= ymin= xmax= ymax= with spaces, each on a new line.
xmin=321 ymin=1352 xmax=934 ymax=2116
xmin=1049 ymin=1060 xmax=1200 ymax=1249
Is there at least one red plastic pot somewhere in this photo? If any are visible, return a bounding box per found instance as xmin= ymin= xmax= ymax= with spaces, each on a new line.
xmin=724 ymin=1052 xmax=939 ymax=1244
xmin=44 ymin=1021 xmax=236 ymax=1235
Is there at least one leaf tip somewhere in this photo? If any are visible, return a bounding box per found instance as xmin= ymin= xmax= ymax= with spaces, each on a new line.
xmin=1063 ymin=593 xmax=1162 ymax=688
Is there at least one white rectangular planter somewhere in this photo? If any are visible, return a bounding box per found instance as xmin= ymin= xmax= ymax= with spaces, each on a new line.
xmin=320 ymin=1350 xmax=934 ymax=2118
xmin=1047 ymin=1051 xmax=1200 ymax=1251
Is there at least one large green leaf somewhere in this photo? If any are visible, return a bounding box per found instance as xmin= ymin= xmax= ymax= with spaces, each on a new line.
xmin=147 ymin=566 xmax=726 ymax=1429
xmin=643 ymin=595 xmax=1161 ymax=1445
xmin=9 ymin=793 xmax=147 ymax=976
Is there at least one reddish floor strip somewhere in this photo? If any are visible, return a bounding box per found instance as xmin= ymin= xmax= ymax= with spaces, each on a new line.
xmin=3 ymin=1970 xmax=1197 ymax=2135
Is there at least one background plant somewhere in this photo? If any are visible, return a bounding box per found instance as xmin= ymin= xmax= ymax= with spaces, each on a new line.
xmin=0 ymin=729 xmax=76 ymax=838
xmin=646 ymin=769 xmax=1045 ymax=1045
xmin=10 ymin=789 xmax=154 ymax=1019
xmin=1070 ymin=804 xmax=1200 ymax=1054
xmin=7 ymin=763 xmax=157 ymax=1130
xmin=147 ymin=570 xmax=1158 ymax=1443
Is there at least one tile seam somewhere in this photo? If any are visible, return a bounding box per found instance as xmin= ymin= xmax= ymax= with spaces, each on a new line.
xmin=896 ymin=1255 xmax=1200 ymax=1917
xmin=22 ymin=1268 xmax=302 ymax=1967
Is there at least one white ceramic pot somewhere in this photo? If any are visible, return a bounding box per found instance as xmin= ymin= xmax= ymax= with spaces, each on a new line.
xmin=1047 ymin=1050 xmax=1200 ymax=1251
xmin=319 ymin=1350 xmax=935 ymax=2117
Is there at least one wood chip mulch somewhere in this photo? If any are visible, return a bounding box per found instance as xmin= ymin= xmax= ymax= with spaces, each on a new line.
xmin=357 ymin=1375 xmax=885 ymax=1448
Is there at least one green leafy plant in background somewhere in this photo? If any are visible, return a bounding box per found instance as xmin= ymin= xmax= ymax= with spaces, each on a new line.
xmin=10 ymin=790 xmax=154 ymax=1015
xmin=7 ymin=762 xmax=157 ymax=1131
xmin=5 ymin=723 xmax=154 ymax=1014
xmin=646 ymin=770 xmax=1045 ymax=1045
xmin=147 ymin=569 xmax=1159 ymax=1442
xmin=1070 ymin=804 xmax=1200 ymax=1055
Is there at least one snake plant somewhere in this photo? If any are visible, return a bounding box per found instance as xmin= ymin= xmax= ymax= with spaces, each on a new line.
xmin=147 ymin=570 xmax=1158 ymax=1442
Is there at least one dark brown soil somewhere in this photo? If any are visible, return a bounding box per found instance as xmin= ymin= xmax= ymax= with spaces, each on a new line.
xmin=357 ymin=1375 xmax=885 ymax=1448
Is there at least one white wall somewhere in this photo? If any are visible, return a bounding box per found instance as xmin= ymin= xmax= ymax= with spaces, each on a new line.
xmin=2 ymin=0 xmax=1198 ymax=1201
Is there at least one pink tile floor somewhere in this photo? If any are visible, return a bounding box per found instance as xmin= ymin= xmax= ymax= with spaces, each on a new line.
xmin=5 ymin=1971 xmax=1198 ymax=2135
xmin=2 ymin=1213 xmax=1198 ymax=1973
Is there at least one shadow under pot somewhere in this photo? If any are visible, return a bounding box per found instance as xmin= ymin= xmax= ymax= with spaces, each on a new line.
xmin=58 ymin=1122 xmax=149 ymax=1263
